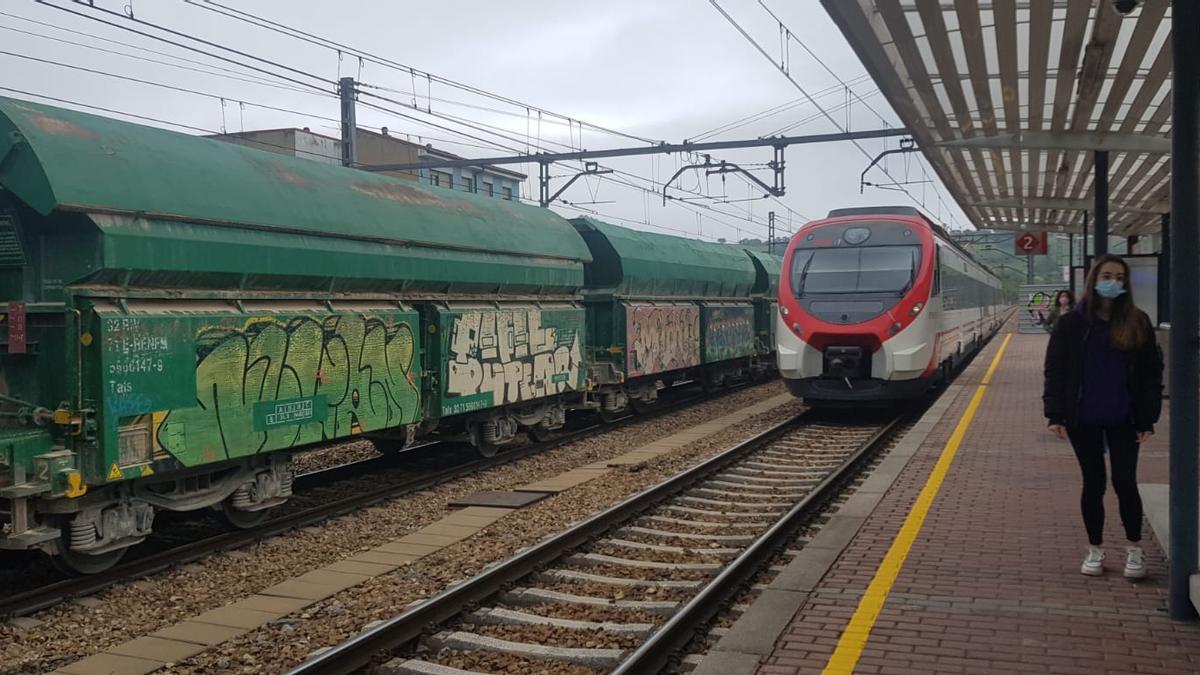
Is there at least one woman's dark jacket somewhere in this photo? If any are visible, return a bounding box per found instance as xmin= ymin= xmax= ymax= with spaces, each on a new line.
xmin=1043 ymin=308 xmax=1163 ymax=432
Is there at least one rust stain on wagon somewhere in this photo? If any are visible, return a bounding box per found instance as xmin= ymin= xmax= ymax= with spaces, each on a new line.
xmin=270 ymin=164 xmax=311 ymax=188
xmin=25 ymin=111 xmax=99 ymax=140
xmin=350 ymin=181 xmax=481 ymax=213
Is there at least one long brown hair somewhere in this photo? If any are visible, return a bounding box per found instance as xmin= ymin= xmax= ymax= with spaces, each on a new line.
xmin=1081 ymin=254 xmax=1148 ymax=351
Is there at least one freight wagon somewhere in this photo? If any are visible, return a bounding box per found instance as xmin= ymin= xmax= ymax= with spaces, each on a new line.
xmin=0 ymin=97 xmax=778 ymax=572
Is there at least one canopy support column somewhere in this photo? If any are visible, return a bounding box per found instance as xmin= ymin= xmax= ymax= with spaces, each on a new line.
xmin=1168 ymin=0 xmax=1199 ymax=621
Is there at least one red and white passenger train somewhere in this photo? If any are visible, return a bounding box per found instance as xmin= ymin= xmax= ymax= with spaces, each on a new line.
xmin=776 ymin=206 xmax=1005 ymax=405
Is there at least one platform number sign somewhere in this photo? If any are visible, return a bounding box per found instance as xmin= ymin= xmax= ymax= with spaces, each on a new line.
xmin=1015 ymin=231 xmax=1048 ymax=256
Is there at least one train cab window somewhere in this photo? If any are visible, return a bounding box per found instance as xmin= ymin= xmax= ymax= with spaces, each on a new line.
xmin=792 ymin=245 xmax=920 ymax=296
xmin=933 ymin=247 xmax=941 ymax=296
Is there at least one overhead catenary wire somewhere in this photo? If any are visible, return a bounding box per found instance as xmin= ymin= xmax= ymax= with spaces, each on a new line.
xmin=756 ymin=0 xmax=893 ymax=127
xmin=34 ymin=0 xmax=334 ymax=95
xmin=182 ymin=0 xmax=789 ymax=233
xmin=185 ymin=0 xmax=664 ymax=146
xmin=18 ymin=1 xmax=779 ymax=241
xmin=688 ymin=75 xmax=872 ymax=142
xmin=709 ymin=0 xmax=962 ymax=229
xmin=0 ymin=15 xmax=523 ymax=158
xmin=0 ymin=11 xmax=320 ymax=96
xmin=0 ymin=49 xmax=343 ymax=128
xmin=1 ymin=85 xmax=215 ymax=134
xmin=354 ymin=85 xmax=780 ymax=236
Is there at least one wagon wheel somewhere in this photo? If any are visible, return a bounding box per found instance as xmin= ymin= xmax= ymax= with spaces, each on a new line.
xmin=597 ymin=409 xmax=627 ymax=424
xmin=528 ymin=426 xmax=559 ymax=443
xmin=630 ymin=398 xmax=657 ymax=415
xmin=52 ymin=546 xmax=126 ymax=575
xmin=474 ymin=438 xmax=501 ymax=459
xmin=221 ymin=501 xmax=273 ymax=529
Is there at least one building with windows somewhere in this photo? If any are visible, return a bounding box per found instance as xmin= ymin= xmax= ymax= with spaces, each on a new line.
xmin=212 ymin=126 xmax=524 ymax=201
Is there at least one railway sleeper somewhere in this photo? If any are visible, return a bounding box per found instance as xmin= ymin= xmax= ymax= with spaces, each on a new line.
xmin=566 ymin=552 xmax=722 ymax=571
xmin=428 ymin=630 xmax=627 ymax=669
xmin=600 ymin=537 xmax=741 ymax=556
xmin=643 ymin=514 xmax=771 ymax=529
xmin=617 ymin=525 xmax=756 ymax=544
xmin=662 ymin=504 xmax=782 ymax=519
xmin=538 ymin=568 xmax=702 ymax=589
xmin=380 ymin=660 xmax=488 ymax=675
xmin=688 ymin=487 xmax=807 ymax=501
xmin=466 ymin=606 xmax=656 ymax=636
xmin=707 ymin=478 xmax=816 ymax=491
xmin=500 ymin=586 xmax=679 ymax=615
xmin=710 ymin=466 xmax=825 ymax=480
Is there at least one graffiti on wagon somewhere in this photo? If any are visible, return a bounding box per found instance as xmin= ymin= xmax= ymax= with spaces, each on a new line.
xmin=156 ymin=314 xmax=420 ymax=465
xmin=443 ymin=308 xmax=584 ymax=415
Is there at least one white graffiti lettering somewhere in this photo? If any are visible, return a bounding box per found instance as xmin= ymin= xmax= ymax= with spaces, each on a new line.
xmin=446 ymin=310 xmax=582 ymax=405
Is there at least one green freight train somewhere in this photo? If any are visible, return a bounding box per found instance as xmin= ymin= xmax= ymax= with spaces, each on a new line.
xmin=0 ymin=97 xmax=779 ymax=572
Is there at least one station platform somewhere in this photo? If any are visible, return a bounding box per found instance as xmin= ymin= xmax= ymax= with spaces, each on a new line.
xmin=698 ymin=329 xmax=1200 ymax=675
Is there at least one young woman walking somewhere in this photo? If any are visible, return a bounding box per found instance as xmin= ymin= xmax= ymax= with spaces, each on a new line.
xmin=1043 ymin=254 xmax=1163 ymax=578
xmin=1044 ymin=289 xmax=1075 ymax=333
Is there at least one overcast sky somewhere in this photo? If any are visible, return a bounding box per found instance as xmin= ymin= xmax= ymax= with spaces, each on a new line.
xmin=1 ymin=0 xmax=973 ymax=243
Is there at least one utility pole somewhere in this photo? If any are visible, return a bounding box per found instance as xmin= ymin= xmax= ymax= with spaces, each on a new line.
xmin=768 ymin=211 xmax=776 ymax=255
xmin=339 ymin=76 xmax=358 ymax=168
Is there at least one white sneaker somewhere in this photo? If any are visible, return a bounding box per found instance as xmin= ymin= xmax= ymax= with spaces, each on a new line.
xmin=1081 ymin=546 xmax=1105 ymax=576
xmin=1125 ymin=546 xmax=1147 ymax=579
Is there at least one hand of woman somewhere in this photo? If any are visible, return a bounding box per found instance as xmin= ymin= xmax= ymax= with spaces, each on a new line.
xmin=1048 ymin=424 xmax=1067 ymax=440
xmin=1137 ymin=430 xmax=1153 ymax=444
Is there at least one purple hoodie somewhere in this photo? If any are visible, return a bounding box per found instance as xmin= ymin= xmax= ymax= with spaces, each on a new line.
xmin=1076 ymin=305 xmax=1132 ymax=426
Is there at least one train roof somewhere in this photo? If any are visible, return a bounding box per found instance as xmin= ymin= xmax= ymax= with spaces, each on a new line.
xmin=570 ymin=217 xmax=758 ymax=298
xmin=0 ymin=96 xmax=592 ymax=294
xmin=823 ymin=206 xmax=995 ymax=279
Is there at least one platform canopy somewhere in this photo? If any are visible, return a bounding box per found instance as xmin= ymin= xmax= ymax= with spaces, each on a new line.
xmin=822 ymin=1 xmax=1173 ymax=235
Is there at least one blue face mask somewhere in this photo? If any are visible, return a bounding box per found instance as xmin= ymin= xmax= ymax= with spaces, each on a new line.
xmin=1095 ymin=279 xmax=1126 ymax=299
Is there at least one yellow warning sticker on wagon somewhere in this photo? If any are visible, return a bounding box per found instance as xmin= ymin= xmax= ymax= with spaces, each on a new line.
xmin=140 ymin=465 xmax=154 ymax=477
xmin=107 ymin=463 xmax=123 ymax=481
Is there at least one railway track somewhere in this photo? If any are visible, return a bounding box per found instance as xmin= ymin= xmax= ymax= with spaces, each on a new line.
xmin=0 ymin=379 xmax=768 ymax=620
xmin=286 ymin=410 xmax=904 ymax=675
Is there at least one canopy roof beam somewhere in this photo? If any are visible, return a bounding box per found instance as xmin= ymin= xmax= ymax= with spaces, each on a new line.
xmin=938 ymin=131 xmax=1171 ymax=154
xmin=969 ymin=196 xmax=1168 ymax=215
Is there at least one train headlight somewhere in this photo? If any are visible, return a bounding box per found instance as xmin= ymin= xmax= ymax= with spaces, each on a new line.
xmin=888 ymin=321 xmax=902 ymax=336
xmin=780 ymin=306 xmax=789 ymax=316
xmin=843 ymin=227 xmax=871 ymax=245
xmin=910 ymin=302 xmax=923 ymax=316
xmin=791 ymin=322 xmax=803 ymax=336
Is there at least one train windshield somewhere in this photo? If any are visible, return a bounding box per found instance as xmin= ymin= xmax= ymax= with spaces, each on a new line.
xmin=791 ymin=245 xmax=920 ymax=296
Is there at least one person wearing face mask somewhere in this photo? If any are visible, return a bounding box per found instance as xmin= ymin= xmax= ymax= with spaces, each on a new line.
xmin=1043 ymin=254 xmax=1163 ymax=579
xmin=1044 ymin=289 xmax=1076 ymax=333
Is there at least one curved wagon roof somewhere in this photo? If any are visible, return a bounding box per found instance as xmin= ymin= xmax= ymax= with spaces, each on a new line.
xmin=570 ymin=216 xmax=758 ymax=299
xmin=744 ymin=249 xmax=784 ymax=296
xmin=0 ymin=97 xmax=590 ymax=295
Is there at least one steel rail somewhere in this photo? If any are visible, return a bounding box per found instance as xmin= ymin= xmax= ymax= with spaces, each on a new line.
xmin=286 ymin=410 xmax=897 ymax=675
xmin=0 ymin=379 xmax=760 ymax=619
xmin=613 ymin=416 xmax=903 ymax=673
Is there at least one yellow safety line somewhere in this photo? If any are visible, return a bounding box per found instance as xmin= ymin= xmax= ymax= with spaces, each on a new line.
xmin=822 ymin=332 xmax=1013 ymax=674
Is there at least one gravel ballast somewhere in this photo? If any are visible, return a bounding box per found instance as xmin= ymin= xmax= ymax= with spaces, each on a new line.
xmin=1 ymin=382 xmax=796 ymax=674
